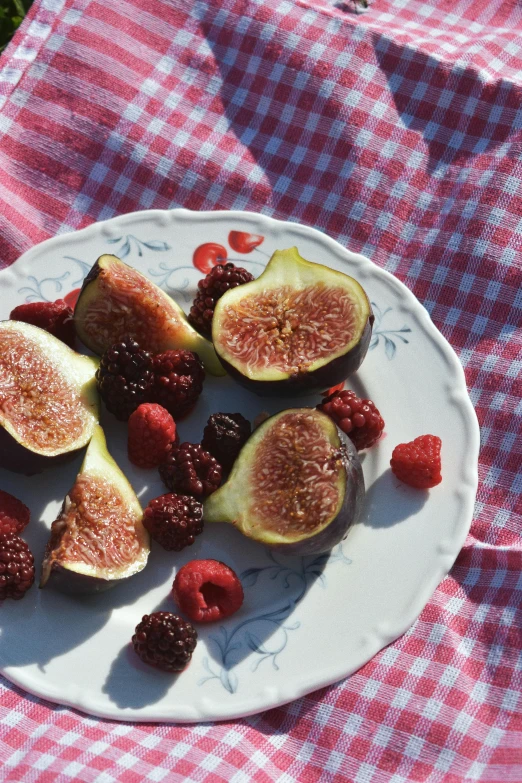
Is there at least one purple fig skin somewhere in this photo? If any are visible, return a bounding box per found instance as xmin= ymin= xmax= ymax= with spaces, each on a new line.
xmin=0 ymin=426 xmax=81 ymax=476
xmin=270 ymin=427 xmax=365 ymax=556
xmin=216 ymin=315 xmax=374 ymax=398
xmin=40 ymin=565 xmax=117 ymax=594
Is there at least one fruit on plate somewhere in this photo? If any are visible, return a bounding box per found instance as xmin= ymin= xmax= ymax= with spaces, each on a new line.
xmin=211 ymin=247 xmax=373 ymax=396
xmin=0 ymin=532 xmax=35 ymax=600
xmin=10 ymin=299 xmax=76 ymax=348
xmin=0 ymin=321 xmax=99 ymax=475
xmin=188 ymin=262 xmax=255 ymax=337
xmin=391 ymin=435 xmax=442 ymax=489
xmin=201 ymin=412 xmax=252 ymax=474
xmin=172 ymin=559 xmax=244 ymax=623
xmin=0 ymin=490 xmax=30 ymax=535
xmin=74 ymin=254 xmax=224 ymax=376
xmin=40 ymin=424 xmax=149 ymax=593
xmin=128 ymin=403 xmax=177 ymax=469
xmin=159 ymin=443 xmax=222 ymax=499
xmin=317 ymin=389 xmax=385 ymax=450
xmin=96 ymin=336 xmax=154 ymax=421
xmin=143 ymin=493 xmax=203 ymax=551
xmin=132 ymin=612 xmax=198 ymax=672
xmin=203 ymin=408 xmax=364 ymax=555
xmin=150 ymin=349 xmax=205 ymax=419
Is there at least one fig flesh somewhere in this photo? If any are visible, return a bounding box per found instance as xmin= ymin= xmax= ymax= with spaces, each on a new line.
xmin=40 ymin=425 xmax=149 ymax=593
xmin=0 ymin=321 xmax=99 ymax=474
xmin=74 ymin=254 xmax=225 ymax=376
xmin=203 ymin=408 xmax=364 ymax=555
xmin=212 ymin=247 xmax=373 ymax=396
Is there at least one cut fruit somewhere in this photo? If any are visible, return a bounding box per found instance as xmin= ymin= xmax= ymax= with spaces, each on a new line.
xmin=212 ymin=247 xmax=373 ymax=396
xmin=0 ymin=321 xmax=99 ymax=474
xmin=74 ymin=254 xmax=225 ymax=376
xmin=203 ymin=408 xmax=364 ymax=555
xmin=40 ymin=425 xmax=149 ymax=593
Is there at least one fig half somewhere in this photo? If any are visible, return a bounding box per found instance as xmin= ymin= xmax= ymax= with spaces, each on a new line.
xmin=0 ymin=320 xmax=99 ymax=474
xmin=203 ymin=408 xmax=364 ymax=555
xmin=74 ymin=254 xmax=225 ymax=375
xmin=212 ymin=247 xmax=373 ymax=396
xmin=40 ymin=424 xmax=150 ymax=593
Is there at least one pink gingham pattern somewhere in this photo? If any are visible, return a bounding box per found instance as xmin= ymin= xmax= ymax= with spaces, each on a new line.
xmin=1 ymin=0 xmax=521 ymax=780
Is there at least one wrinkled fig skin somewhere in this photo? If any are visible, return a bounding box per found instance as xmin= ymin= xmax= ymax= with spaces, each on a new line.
xmin=0 ymin=425 xmax=81 ymax=476
xmin=218 ymin=315 xmax=374 ymax=398
xmin=272 ymin=428 xmax=365 ymax=556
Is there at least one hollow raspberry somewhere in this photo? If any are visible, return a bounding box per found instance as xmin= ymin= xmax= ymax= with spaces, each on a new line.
xmin=0 ymin=490 xmax=30 ymax=535
xmin=0 ymin=533 xmax=35 ymax=599
xmin=159 ymin=443 xmax=222 ymax=499
xmin=151 ymin=350 xmax=205 ymax=419
xmin=201 ymin=412 xmax=251 ymax=473
xmin=188 ymin=263 xmax=255 ymax=337
xmin=128 ymin=404 xmax=177 ymax=469
xmin=10 ymin=299 xmax=75 ymax=348
xmin=132 ymin=612 xmax=197 ymax=672
xmin=317 ymin=389 xmax=385 ymax=450
xmin=96 ymin=336 xmax=154 ymax=421
xmin=391 ymin=435 xmax=442 ymax=489
xmin=143 ymin=493 xmax=203 ymax=551
xmin=172 ymin=559 xmax=244 ymax=623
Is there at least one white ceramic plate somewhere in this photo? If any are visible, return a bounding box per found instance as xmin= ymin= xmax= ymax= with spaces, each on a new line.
xmin=0 ymin=210 xmax=479 ymax=723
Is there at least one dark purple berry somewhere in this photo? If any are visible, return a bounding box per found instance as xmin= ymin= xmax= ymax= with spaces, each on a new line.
xmin=188 ymin=263 xmax=255 ymax=337
xmin=96 ymin=336 xmax=153 ymax=421
xmin=0 ymin=533 xmax=35 ymax=600
xmin=159 ymin=443 xmax=222 ymax=499
xmin=201 ymin=412 xmax=251 ymax=473
xmin=132 ymin=612 xmax=197 ymax=672
xmin=143 ymin=493 xmax=203 ymax=551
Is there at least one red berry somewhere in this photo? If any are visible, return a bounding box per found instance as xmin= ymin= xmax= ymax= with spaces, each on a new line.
xmin=132 ymin=612 xmax=197 ymax=672
xmin=0 ymin=490 xmax=30 ymax=536
xmin=128 ymin=404 xmax=177 ymax=469
xmin=0 ymin=533 xmax=35 ymax=600
xmin=317 ymin=389 xmax=385 ymax=450
xmin=228 ymin=231 xmax=264 ymax=254
xmin=192 ymin=243 xmax=228 ymax=274
xmin=159 ymin=443 xmax=222 ymax=499
xmin=151 ymin=350 xmax=205 ymax=419
xmin=188 ymin=263 xmax=255 ymax=337
xmin=172 ymin=559 xmax=244 ymax=623
xmin=10 ymin=299 xmax=75 ymax=347
xmin=390 ymin=435 xmax=442 ymax=489
xmin=143 ymin=493 xmax=203 ymax=551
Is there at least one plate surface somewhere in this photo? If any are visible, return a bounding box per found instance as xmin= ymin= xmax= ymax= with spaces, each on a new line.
xmin=0 ymin=210 xmax=479 ymax=723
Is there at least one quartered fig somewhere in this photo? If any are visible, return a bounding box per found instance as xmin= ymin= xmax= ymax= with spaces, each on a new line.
xmin=0 ymin=320 xmax=99 ymax=475
xmin=74 ymin=254 xmax=225 ymax=376
xmin=40 ymin=425 xmax=150 ymax=593
xmin=212 ymin=247 xmax=373 ymax=396
xmin=203 ymin=408 xmax=364 ymax=555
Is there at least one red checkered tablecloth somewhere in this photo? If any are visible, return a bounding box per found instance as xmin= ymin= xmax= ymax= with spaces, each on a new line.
xmin=1 ymin=0 xmax=521 ymax=780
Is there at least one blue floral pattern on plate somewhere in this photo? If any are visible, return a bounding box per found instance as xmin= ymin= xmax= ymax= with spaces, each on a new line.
xmin=369 ymin=301 xmax=411 ymax=359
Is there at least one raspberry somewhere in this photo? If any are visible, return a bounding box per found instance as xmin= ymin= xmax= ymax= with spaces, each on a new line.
xmin=132 ymin=612 xmax=197 ymax=672
xmin=151 ymin=350 xmax=205 ymax=419
xmin=0 ymin=490 xmax=30 ymax=535
xmin=96 ymin=336 xmax=154 ymax=421
xmin=172 ymin=559 xmax=244 ymax=623
xmin=201 ymin=412 xmax=251 ymax=473
xmin=143 ymin=493 xmax=203 ymax=551
xmin=10 ymin=299 xmax=75 ymax=348
xmin=317 ymin=389 xmax=385 ymax=450
xmin=188 ymin=263 xmax=255 ymax=337
xmin=0 ymin=533 xmax=35 ymax=600
xmin=128 ymin=403 xmax=177 ymax=469
xmin=159 ymin=443 xmax=222 ymax=499
xmin=390 ymin=435 xmax=442 ymax=489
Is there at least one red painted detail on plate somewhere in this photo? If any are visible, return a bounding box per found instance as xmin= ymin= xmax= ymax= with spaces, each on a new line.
xmin=192 ymin=243 xmax=228 ymax=274
xmin=228 ymin=231 xmax=264 ymax=253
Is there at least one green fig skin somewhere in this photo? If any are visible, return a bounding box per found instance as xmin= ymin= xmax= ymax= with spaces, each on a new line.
xmin=212 ymin=247 xmax=373 ymax=396
xmin=203 ymin=409 xmax=365 ymax=555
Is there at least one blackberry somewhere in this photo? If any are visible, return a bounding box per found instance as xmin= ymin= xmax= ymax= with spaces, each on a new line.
xmin=96 ymin=336 xmax=153 ymax=421
xmin=0 ymin=533 xmax=35 ymax=600
xmin=188 ymin=263 xmax=254 ymax=337
xmin=132 ymin=612 xmax=197 ymax=672
xmin=143 ymin=493 xmax=203 ymax=551
xmin=159 ymin=443 xmax=222 ymax=499
xmin=317 ymin=389 xmax=385 ymax=450
xmin=201 ymin=412 xmax=251 ymax=473
xmin=151 ymin=350 xmax=205 ymax=420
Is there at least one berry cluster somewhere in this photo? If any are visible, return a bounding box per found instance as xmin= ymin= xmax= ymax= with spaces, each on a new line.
xmin=188 ymin=263 xmax=254 ymax=337
xmin=0 ymin=492 xmax=34 ymax=600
